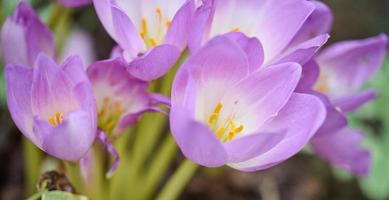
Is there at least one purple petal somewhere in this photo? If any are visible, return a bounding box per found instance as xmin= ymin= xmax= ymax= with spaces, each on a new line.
xmin=332 ymin=89 xmax=376 ymax=113
xmin=96 ymin=130 xmax=119 ymax=178
xmin=188 ymin=0 xmax=214 ymax=52
xmin=127 ymin=44 xmax=181 ymax=81
xmin=296 ymin=60 xmax=320 ymax=92
xmin=276 ymin=34 xmax=329 ymax=65
xmin=223 ymin=32 xmax=264 ymax=72
xmin=36 ymin=109 xmax=96 ymax=161
xmin=58 ymin=0 xmax=92 ymax=7
xmin=169 ymin=106 xmax=228 ymax=167
xmin=224 ymin=131 xmax=286 ymax=163
xmin=317 ymin=34 xmax=388 ymax=92
xmin=311 ymin=128 xmax=371 ymax=176
xmin=165 ymin=0 xmax=196 ymax=50
xmin=206 ymin=0 xmax=314 ymax=62
xmin=111 ymin=5 xmax=145 ymax=58
xmin=230 ymin=93 xmax=326 ymax=171
xmin=221 ymin=62 xmax=302 ymax=133
xmin=5 ymin=64 xmax=36 ymax=143
xmin=1 ymin=2 xmax=54 ymax=66
xmin=290 ymin=1 xmax=333 ymax=46
xmin=173 ymin=36 xmax=250 ymax=115
xmin=309 ymin=91 xmax=348 ymax=137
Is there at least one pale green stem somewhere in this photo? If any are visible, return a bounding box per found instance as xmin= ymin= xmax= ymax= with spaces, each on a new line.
xmin=64 ymin=162 xmax=84 ymax=194
xmin=108 ymin=129 xmax=133 ymax=200
xmin=85 ymin=144 xmax=106 ymax=200
xmin=23 ymin=138 xmax=43 ymax=197
xmin=141 ymin=135 xmax=178 ymax=200
xmin=156 ymin=160 xmax=199 ymax=200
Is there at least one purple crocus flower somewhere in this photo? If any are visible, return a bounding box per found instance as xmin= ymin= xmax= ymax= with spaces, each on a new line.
xmin=306 ymin=34 xmax=388 ymax=176
xmin=170 ymin=35 xmax=326 ymax=170
xmin=191 ymin=0 xmax=329 ymax=65
xmin=92 ymin=0 xmax=202 ymax=81
xmin=87 ymin=58 xmax=167 ymax=136
xmin=1 ymin=2 xmax=54 ymax=66
xmin=5 ymin=53 xmax=97 ymax=161
xmin=58 ymin=0 xmax=92 ymax=7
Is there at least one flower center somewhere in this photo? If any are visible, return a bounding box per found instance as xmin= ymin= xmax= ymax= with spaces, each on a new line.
xmin=314 ymin=74 xmax=330 ymax=93
xmin=98 ymin=97 xmax=124 ymax=133
xmin=140 ymin=7 xmax=171 ymax=48
xmin=207 ymin=102 xmax=244 ymax=143
xmin=48 ymin=112 xmax=64 ymax=127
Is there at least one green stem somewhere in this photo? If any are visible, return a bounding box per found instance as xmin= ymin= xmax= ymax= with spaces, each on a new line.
xmin=23 ymin=138 xmax=43 ymax=196
xmin=64 ymin=162 xmax=84 ymax=194
xmin=156 ymin=160 xmax=199 ymax=200
xmin=141 ymin=135 xmax=178 ymax=199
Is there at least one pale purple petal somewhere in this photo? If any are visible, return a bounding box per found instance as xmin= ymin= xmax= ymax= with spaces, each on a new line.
xmin=127 ymin=44 xmax=180 ymax=81
xmin=97 ymin=130 xmax=119 ymax=178
xmin=165 ymin=0 xmax=196 ymax=50
xmin=311 ymin=128 xmax=371 ymax=176
xmin=188 ymin=0 xmax=214 ymax=52
xmin=295 ymin=60 xmax=320 ymax=92
xmin=1 ymin=2 xmax=54 ymax=66
xmin=221 ymin=62 xmax=302 ymax=133
xmin=290 ymin=1 xmax=333 ymax=46
xmin=173 ymin=36 xmax=250 ymax=120
xmin=170 ymin=106 xmax=228 ymax=167
xmin=275 ymin=34 xmax=329 ymax=65
xmin=5 ymin=64 xmax=36 ymax=143
xmin=229 ymin=93 xmax=326 ymax=171
xmin=332 ymin=89 xmax=376 ymax=113
xmin=224 ymin=131 xmax=286 ymax=163
xmin=317 ymin=34 xmax=388 ymax=93
xmin=223 ymin=32 xmax=264 ymax=72
xmin=36 ymin=109 xmax=95 ymax=161
xmin=111 ymin=5 xmax=145 ymax=58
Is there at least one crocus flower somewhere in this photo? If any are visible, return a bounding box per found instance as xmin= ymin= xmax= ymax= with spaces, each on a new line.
xmin=303 ymin=34 xmax=388 ymax=176
xmin=87 ymin=58 xmax=167 ymax=136
xmin=1 ymin=2 xmax=54 ymax=66
xmin=58 ymin=0 xmax=92 ymax=7
xmin=191 ymin=0 xmax=329 ymax=65
xmin=93 ymin=0 xmax=201 ymax=81
xmin=5 ymin=53 xmax=97 ymax=161
xmin=170 ymin=35 xmax=326 ymax=170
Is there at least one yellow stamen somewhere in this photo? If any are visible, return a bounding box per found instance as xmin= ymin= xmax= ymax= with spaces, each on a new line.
xmin=155 ymin=7 xmax=162 ymax=22
xmin=166 ymin=19 xmax=171 ymax=28
xmin=215 ymin=127 xmax=225 ymax=138
xmin=231 ymin=27 xmax=240 ymax=32
xmin=150 ymin=37 xmax=158 ymax=47
xmin=141 ymin=18 xmax=148 ymax=38
xmin=314 ymin=74 xmax=330 ymax=93
xmin=48 ymin=112 xmax=64 ymax=127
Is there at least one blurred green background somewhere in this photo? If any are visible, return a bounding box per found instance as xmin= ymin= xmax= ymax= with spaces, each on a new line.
xmin=0 ymin=0 xmax=389 ymax=199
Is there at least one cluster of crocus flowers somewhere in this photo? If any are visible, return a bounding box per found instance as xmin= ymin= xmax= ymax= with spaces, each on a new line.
xmin=1 ymin=0 xmax=388 ymax=193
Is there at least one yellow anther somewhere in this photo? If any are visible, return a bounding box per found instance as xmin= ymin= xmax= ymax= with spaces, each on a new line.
xmin=231 ymin=27 xmax=240 ymax=32
xmin=215 ymin=127 xmax=225 ymax=138
xmin=155 ymin=7 xmax=162 ymax=22
xmin=141 ymin=18 xmax=148 ymax=38
xmin=234 ymin=124 xmax=244 ymax=133
xmin=214 ymin=102 xmax=223 ymax=114
xmin=229 ymin=120 xmax=236 ymax=130
xmin=208 ymin=113 xmax=218 ymax=125
xmin=165 ymin=19 xmax=171 ymax=28
xmin=150 ymin=37 xmax=158 ymax=47
xmin=48 ymin=112 xmax=64 ymax=127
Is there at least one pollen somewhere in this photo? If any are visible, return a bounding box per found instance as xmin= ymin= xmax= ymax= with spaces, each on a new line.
xmin=98 ymin=97 xmax=124 ymax=133
xmin=48 ymin=112 xmax=64 ymax=127
xmin=207 ymin=102 xmax=244 ymax=142
xmin=140 ymin=18 xmax=148 ymax=38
